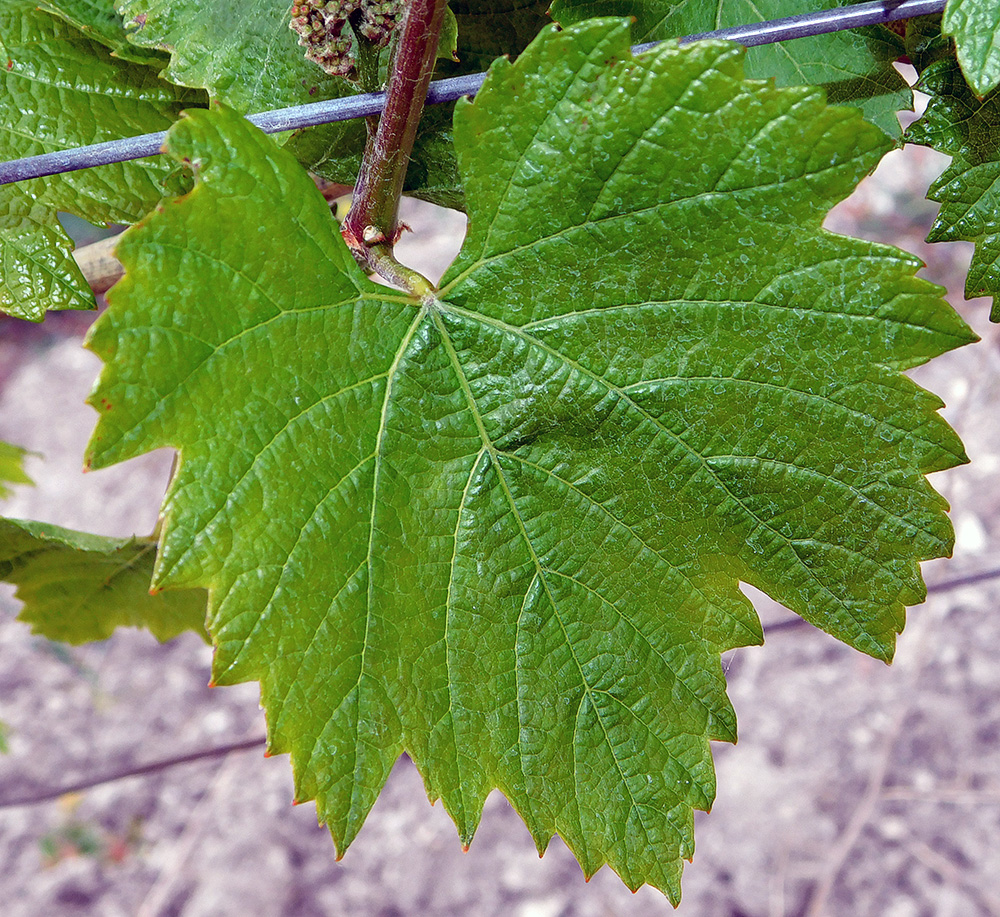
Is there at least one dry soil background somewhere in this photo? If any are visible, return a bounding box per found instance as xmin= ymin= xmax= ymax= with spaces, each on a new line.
xmin=1 ymin=147 xmax=999 ymax=917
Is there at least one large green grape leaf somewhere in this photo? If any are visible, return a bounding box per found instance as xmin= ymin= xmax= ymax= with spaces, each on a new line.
xmin=0 ymin=443 xmax=33 ymax=500
xmin=0 ymin=0 xmax=204 ymax=321
xmin=83 ymin=21 xmax=973 ymax=899
xmin=550 ymin=0 xmax=911 ymax=138
xmin=0 ymin=518 xmax=208 ymax=644
xmin=942 ymin=0 xmax=1000 ymax=97
xmin=35 ymin=0 xmax=169 ymax=67
xmin=907 ymin=58 xmax=1000 ymax=320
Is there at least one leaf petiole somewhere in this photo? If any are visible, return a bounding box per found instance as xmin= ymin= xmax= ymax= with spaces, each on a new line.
xmin=342 ymin=0 xmax=448 ymax=284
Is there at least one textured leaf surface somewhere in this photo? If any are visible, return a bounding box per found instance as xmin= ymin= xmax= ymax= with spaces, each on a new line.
xmin=114 ymin=0 xmax=347 ymax=114
xmin=36 ymin=0 xmax=168 ymax=66
xmin=907 ymin=59 xmax=1000 ymax=319
xmin=0 ymin=0 xmax=203 ymax=321
xmin=85 ymin=22 xmax=972 ymax=899
xmin=0 ymin=518 xmax=208 ymax=644
xmin=550 ymin=0 xmax=911 ymax=137
xmin=0 ymin=443 xmax=33 ymax=500
xmin=942 ymin=0 xmax=1000 ymax=97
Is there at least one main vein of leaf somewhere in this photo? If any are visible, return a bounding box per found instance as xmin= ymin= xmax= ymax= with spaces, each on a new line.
xmin=441 ymin=445 xmax=488 ymax=822
xmin=430 ymin=306 xmax=688 ymax=855
xmin=517 ymin=285 xmax=954 ymax=342
xmin=624 ymin=375 xmax=931 ymax=447
xmin=347 ymin=307 xmax=428 ymax=823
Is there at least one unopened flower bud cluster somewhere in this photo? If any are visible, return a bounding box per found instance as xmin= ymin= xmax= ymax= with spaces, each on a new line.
xmin=290 ymin=0 xmax=404 ymax=79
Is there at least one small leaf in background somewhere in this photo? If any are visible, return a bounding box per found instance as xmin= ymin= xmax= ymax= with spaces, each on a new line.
xmin=942 ymin=0 xmax=1000 ymax=97
xmin=0 ymin=518 xmax=208 ymax=644
xmin=84 ymin=21 xmax=973 ymax=900
xmin=0 ymin=0 xmax=204 ymax=321
xmin=0 ymin=442 xmax=34 ymax=499
xmin=907 ymin=58 xmax=1000 ymax=320
xmin=549 ymin=0 xmax=911 ymax=137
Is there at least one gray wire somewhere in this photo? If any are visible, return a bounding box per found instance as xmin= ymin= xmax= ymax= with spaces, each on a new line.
xmin=0 ymin=0 xmax=946 ymax=186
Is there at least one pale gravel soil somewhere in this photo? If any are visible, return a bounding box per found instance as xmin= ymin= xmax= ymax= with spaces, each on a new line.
xmin=1 ymin=157 xmax=999 ymax=917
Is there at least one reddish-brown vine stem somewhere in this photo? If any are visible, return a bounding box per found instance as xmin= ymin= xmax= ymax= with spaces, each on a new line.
xmin=342 ymin=0 xmax=448 ymax=289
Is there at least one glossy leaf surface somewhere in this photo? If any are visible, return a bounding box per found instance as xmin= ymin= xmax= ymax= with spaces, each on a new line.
xmin=114 ymin=0 xmax=346 ymax=114
xmin=0 ymin=0 xmax=202 ymax=321
xmin=907 ymin=58 xmax=1000 ymax=320
xmin=0 ymin=518 xmax=208 ymax=644
xmin=550 ymin=0 xmax=910 ymax=137
xmin=85 ymin=22 xmax=972 ymax=899
xmin=942 ymin=0 xmax=1000 ymax=97
xmin=36 ymin=0 xmax=168 ymax=66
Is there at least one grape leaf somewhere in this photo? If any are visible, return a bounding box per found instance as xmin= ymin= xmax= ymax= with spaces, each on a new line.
xmin=549 ymin=0 xmax=911 ymax=138
xmin=0 ymin=0 xmax=204 ymax=321
xmin=83 ymin=21 xmax=973 ymax=899
xmin=113 ymin=0 xmax=348 ymax=114
xmin=35 ymin=0 xmax=169 ymax=67
xmin=0 ymin=443 xmax=34 ymax=500
xmin=0 ymin=518 xmax=208 ymax=644
xmin=942 ymin=0 xmax=1000 ymax=97
xmin=907 ymin=58 xmax=1000 ymax=320
xmin=904 ymin=12 xmax=954 ymax=74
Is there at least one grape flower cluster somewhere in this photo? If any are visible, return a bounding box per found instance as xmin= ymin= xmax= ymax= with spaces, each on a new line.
xmin=290 ymin=0 xmax=403 ymax=78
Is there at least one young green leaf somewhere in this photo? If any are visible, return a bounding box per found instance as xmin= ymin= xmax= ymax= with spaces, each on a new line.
xmin=0 ymin=0 xmax=204 ymax=321
xmin=907 ymin=58 xmax=1000 ymax=320
xmin=0 ymin=518 xmax=208 ymax=644
xmin=942 ymin=0 xmax=1000 ymax=97
xmin=35 ymin=0 xmax=169 ymax=67
xmin=0 ymin=443 xmax=34 ymax=500
xmin=84 ymin=21 xmax=973 ymax=899
xmin=550 ymin=0 xmax=911 ymax=138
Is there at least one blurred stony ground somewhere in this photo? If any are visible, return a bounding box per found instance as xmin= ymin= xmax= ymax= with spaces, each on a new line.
xmin=1 ymin=145 xmax=999 ymax=917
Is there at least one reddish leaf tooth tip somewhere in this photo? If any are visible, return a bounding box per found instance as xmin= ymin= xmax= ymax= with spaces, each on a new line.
xmin=461 ymin=843 xmax=470 ymax=853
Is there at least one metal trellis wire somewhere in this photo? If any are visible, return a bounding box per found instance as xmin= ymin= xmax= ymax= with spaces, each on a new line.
xmin=0 ymin=0 xmax=946 ymax=186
